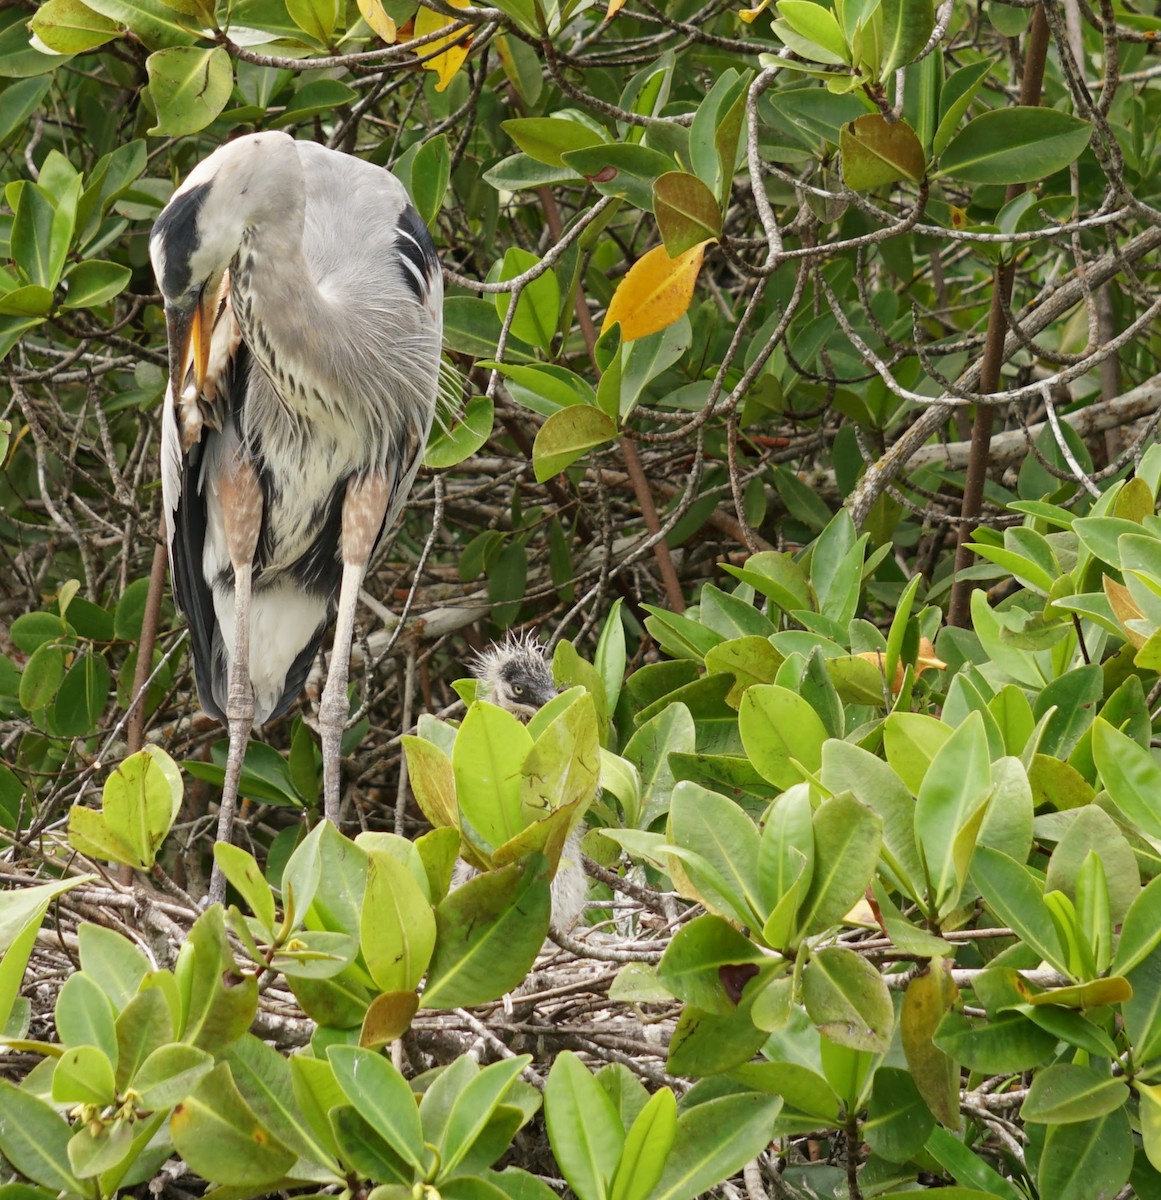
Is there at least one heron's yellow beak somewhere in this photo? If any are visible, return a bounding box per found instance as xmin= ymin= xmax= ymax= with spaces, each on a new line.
xmin=165 ymin=292 xmax=211 ymax=404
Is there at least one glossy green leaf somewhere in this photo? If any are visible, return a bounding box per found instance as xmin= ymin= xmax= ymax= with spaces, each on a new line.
xmin=938 ymin=107 xmax=1091 ymax=184
xmin=545 ymin=1051 xmax=624 ymax=1200
xmin=421 ymin=856 xmax=551 ymax=1009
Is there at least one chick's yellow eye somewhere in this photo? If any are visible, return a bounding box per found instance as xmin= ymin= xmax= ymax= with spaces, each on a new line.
xmin=511 ymin=684 xmax=524 ymax=696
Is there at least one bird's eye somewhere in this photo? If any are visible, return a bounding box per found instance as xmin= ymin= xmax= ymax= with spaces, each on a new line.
xmin=511 ymin=684 xmax=524 ymax=697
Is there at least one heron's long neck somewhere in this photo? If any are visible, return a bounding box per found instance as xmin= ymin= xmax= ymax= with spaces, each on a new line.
xmin=229 ymin=214 xmax=340 ymax=401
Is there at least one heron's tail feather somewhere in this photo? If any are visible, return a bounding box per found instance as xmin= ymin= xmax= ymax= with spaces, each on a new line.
xmin=210 ymin=582 xmax=328 ymax=726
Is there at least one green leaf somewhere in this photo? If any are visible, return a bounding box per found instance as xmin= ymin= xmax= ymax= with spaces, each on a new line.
xmin=0 ymin=876 xmax=91 ymax=1035
xmin=114 ymin=987 xmax=173 ymax=1092
xmin=407 ymin=133 xmax=449 ymax=227
xmin=739 ymin=684 xmax=828 ymax=789
xmin=929 ymin=58 xmax=993 ymax=157
xmin=667 ymin=782 xmax=763 ymax=928
xmin=937 ymin=107 xmax=1091 ymax=184
xmin=10 ymin=183 xmax=60 ymax=290
xmin=61 ymin=260 xmax=132 ymax=309
xmin=286 ymin=0 xmax=337 ymax=42
xmin=657 ymin=914 xmax=766 ymax=1013
xmin=360 ymin=849 xmax=436 ymax=992
xmin=545 ymin=1051 xmax=624 ymax=1200
xmin=1092 ymin=717 xmax=1161 ymax=839
xmin=802 ymin=945 xmax=894 ymax=1053
xmin=915 ymin=711 xmax=991 ymax=914
xmin=925 ymin=1126 xmax=1025 ymax=1200
xmin=865 ymin=1067 xmax=935 ymax=1163
xmin=502 ymin=117 xmax=605 ymax=167
xmin=934 ymin=1010 xmax=1057 ymax=1074
xmin=494 ymin=246 xmax=561 ymax=352
xmin=453 ymin=701 xmax=531 ymax=852
xmin=1112 ymin=873 xmax=1161 ymax=976
xmin=878 ymin=0 xmax=934 ymax=77
xmin=425 ymin=392 xmax=493 ymax=469
xmin=651 ymin=1092 xmax=783 ymax=1200
xmin=796 ymin=792 xmax=883 ymax=938
xmin=78 ymin=923 xmax=150 ymax=1010
xmin=18 ymin=643 xmax=65 ymax=711
xmin=0 ymin=286 xmax=54 ymax=317
xmin=75 ymin=0 xmax=197 ymax=45
xmin=147 ymin=46 xmax=233 ymax=136
xmin=971 ymin=846 xmax=1067 ymax=974
xmin=213 ymin=843 xmax=276 ymax=930
xmin=180 ymin=905 xmax=258 ymax=1053
xmin=101 ymin=745 xmax=184 ymax=870
xmin=421 ymin=856 xmax=551 ymax=1009
xmin=0 ymin=1082 xmax=84 ymax=1194
xmin=443 ymin=1056 xmax=533 ymax=1176
xmin=328 ymin=1046 xmax=425 ymax=1171
xmin=1020 ymin=1065 xmax=1129 ymax=1124
xmin=1037 ymin=1109 xmax=1132 ymax=1200
xmin=170 ymin=1062 xmax=296 ymax=1186
xmin=52 ymin=1045 xmax=116 ymax=1107
xmin=774 ymin=0 xmax=849 ymax=63
xmin=887 ymin=705 xmax=954 ymax=792
xmin=609 ymin=1088 xmax=677 ymax=1200
xmin=561 ymin=143 xmax=676 ymax=210
xmin=532 ymin=405 xmax=617 ymax=482
xmin=331 ymin=1106 xmax=411 ymax=1184
xmin=55 ymin=971 xmax=117 ymax=1060
xmin=652 ymin=172 xmax=722 ymax=257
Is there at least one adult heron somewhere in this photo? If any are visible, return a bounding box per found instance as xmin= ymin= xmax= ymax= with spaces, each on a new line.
xmin=151 ymin=131 xmax=443 ymax=900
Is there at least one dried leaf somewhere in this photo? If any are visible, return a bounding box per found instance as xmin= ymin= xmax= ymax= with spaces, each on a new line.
xmin=854 ymin=636 xmax=947 ymax=693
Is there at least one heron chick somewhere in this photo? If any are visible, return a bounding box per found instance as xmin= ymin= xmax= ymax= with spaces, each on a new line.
xmin=464 ymin=636 xmax=588 ymax=934
xmin=151 ymin=132 xmax=443 ymax=902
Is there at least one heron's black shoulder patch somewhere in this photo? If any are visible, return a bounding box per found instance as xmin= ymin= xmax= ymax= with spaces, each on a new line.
xmin=152 ymin=182 xmax=212 ymax=298
xmin=394 ymin=204 xmax=440 ymax=302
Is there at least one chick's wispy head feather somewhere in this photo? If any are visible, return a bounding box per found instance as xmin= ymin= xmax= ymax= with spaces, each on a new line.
xmin=471 ymin=632 xmax=557 ymax=719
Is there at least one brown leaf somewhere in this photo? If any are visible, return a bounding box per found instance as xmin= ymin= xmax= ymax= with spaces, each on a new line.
xmin=840 ymin=114 xmax=926 ymax=191
xmin=654 ymin=171 xmax=723 ymax=257
xmin=901 ymin=961 xmax=961 ymax=1130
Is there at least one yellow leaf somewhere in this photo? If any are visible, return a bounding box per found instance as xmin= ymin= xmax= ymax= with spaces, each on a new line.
xmin=605 ymin=0 xmax=628 ymax=17
xmin=414 ymin=0 xmax=471 ymax=92
xmin=357 ymin=0 xmax=396 ymax=42
xmin=602 ymin=240 xmax=711 ymax=342
xmin=740 ymin=0 xmax=775 ymax=21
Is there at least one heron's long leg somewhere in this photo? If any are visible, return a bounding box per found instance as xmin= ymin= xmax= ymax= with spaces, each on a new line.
xmin=208 ymin=456 xmax=262 ymax=905
xmin=319 ymin=474 xmax=390 ymax=825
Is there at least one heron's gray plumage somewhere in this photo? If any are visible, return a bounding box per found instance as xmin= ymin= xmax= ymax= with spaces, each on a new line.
xmin=153 ymin=132 xmax=442 ymax=728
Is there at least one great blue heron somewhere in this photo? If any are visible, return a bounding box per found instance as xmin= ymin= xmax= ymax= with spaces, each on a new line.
xmin=467 ymin=637 xmax=589 ymax=934
xmin=151 ymin=131 xmax=443 ymax=901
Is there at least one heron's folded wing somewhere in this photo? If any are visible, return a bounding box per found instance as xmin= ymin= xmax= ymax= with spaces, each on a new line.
xmin=160 ymin=287 xmax=242 ymax=723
